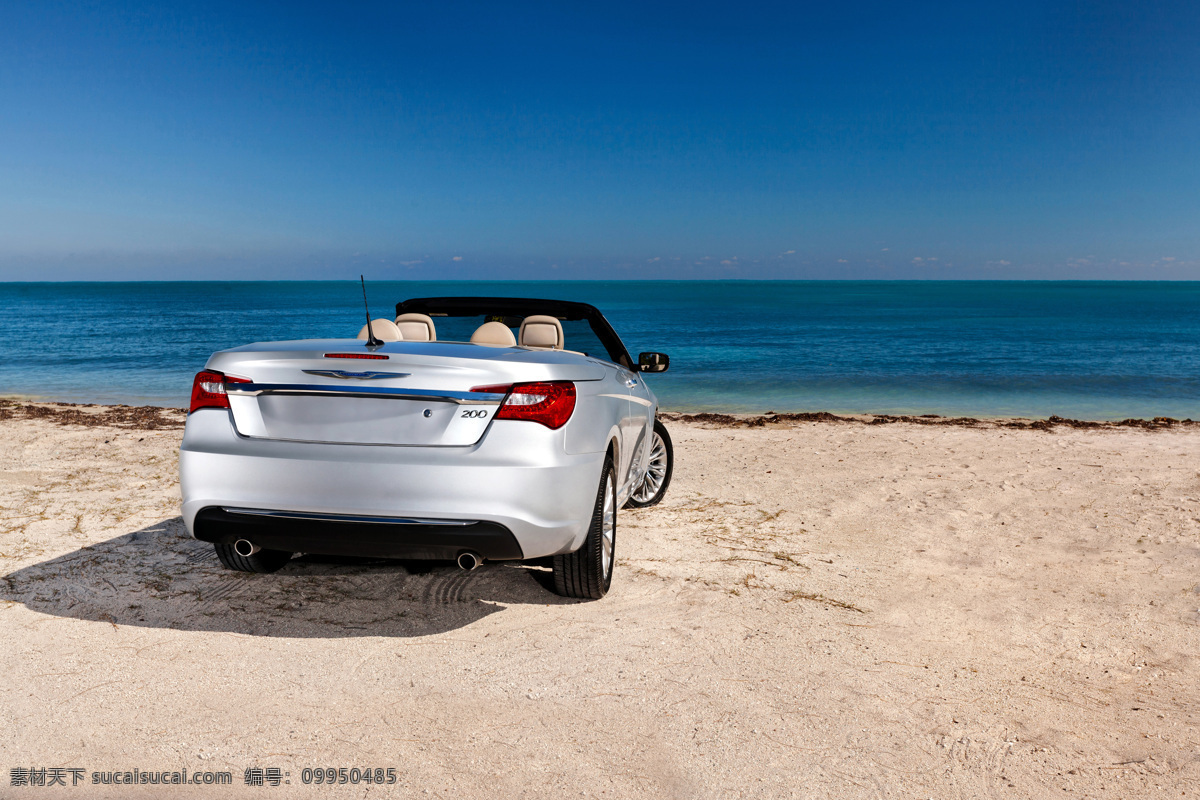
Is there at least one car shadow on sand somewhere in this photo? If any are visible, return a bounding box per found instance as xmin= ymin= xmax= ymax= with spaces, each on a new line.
xmin=0 ymin=517 xmax=582 ymax=638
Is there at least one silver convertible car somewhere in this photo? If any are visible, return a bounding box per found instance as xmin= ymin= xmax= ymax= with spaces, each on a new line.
xmin=179 ymin=296 xmax=673 ymax=599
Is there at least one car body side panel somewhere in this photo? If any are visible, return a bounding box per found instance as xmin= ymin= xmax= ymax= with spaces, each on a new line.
xmin=612 ymin=366 xmax=640 ymax=495
xmin=626 ymin=372 xmax=658 ymax=490
xmin=563 ymin=360 xmax=626 ymax=460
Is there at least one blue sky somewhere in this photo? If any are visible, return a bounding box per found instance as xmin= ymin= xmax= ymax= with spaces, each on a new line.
xmin=1 ymin=1 xmax=1198 ymax=280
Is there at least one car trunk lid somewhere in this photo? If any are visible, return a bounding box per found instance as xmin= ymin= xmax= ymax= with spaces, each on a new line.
xmin=206 ymin=339 xmax=603 ymax=447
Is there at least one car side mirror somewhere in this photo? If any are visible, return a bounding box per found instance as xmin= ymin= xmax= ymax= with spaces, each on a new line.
xmin=638 ymin=352 xmax=669 ymax=373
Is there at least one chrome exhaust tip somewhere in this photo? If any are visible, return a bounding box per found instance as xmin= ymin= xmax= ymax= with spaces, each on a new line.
xmin=234 ymin=539 xmax=261 ymax=557
xmin=456 ymin=551 xmax=482 ymax=571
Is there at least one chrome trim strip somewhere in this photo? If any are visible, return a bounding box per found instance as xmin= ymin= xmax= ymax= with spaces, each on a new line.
xmin=222 ymin=507 xmax=477 ymax=526
xmin=224 ymin=383 xmax=505 ymax=404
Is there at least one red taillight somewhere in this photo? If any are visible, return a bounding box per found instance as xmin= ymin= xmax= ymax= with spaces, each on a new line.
xmin=471 ymin=381 xmax=576 ymax=429
xmin=324 ymin=353 xmax=389 ymax=359
xmin=189 ymin=370 xmax=250 ymax=414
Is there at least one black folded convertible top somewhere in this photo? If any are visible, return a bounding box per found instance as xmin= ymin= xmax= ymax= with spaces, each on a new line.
xmin=395 ymin=296 xmax=632 ymax=367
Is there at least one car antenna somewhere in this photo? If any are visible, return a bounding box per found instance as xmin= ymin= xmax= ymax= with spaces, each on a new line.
xmin=360 ymin=275 xmax=383 ymax=348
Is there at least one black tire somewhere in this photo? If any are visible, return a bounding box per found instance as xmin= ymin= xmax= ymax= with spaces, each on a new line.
xmin=552 ymin=455 xmax=616 ymax=599
xmin=624 ymin=419 xmax=673 ymax=508
xmin=213 ymin=543 xmax=293 ymax=573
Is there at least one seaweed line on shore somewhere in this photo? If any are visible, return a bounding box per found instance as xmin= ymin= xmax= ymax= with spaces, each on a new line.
xmin=1 ymin=398 xmax=1194 ymax=433
xmin=0 ymin=399 xmax=186 ymax=430
xmin=660 ymin=410 xmax=1199 ymax=431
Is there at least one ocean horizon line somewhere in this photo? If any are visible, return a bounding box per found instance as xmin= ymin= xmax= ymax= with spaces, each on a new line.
xmin=4 ymin=277 xmax=1200 ymax=285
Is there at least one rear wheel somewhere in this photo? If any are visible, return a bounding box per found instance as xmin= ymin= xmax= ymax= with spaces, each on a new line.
xmin=625 ymin=419 xmax=673 ymax=508
xmin=552 ymin=456 xmax=616 ymax=599
xmin=213 ymin=543 xmax=293 ymax=573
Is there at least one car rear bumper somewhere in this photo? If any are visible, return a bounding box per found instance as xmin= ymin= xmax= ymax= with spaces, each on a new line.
xmin=179 ymin=409 xmax=604 ymax=560
xmin=193 ymin=507 xmax=524 ymax=561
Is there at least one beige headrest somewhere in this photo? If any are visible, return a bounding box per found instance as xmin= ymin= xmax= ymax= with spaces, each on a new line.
xmin=518 ymin=315 xmax=564 ymax=349
xmin=470 ymin=321 xmax=516 ymax=347
xmin=357 ymin=318 xmax=402 ymax=341
xmin=395 ymin=313 xmax=436 ymax=342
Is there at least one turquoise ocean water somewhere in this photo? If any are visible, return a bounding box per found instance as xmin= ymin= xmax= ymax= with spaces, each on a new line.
xmin=2 ymin=281 xmax=1199 ymax=420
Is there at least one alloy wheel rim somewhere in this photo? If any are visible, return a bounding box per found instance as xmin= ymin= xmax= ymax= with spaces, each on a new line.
xmin=631 ymin=432 xmax=667 ymax=503
xmin=601 ymin=473 xmax=615 ymax=577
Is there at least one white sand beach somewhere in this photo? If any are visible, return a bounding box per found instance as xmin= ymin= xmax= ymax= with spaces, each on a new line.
xmin=1 ymin=402 xmax=1198 ymax=798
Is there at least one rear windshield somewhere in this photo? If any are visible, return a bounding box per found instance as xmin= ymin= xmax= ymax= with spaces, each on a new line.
xmin=429 ymin=314 xmax=612 ymax=361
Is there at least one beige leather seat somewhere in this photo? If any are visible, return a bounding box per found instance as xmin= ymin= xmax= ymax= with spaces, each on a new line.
xmin=395 ymin=313 xmax=436 ymax=341
xmin=356 ymin=318 xmax=402 ymax=341
xmin=518 ymin=315 xmax=564 ymax=350
xmin=469 ymin=321 xmax=516 ymax=346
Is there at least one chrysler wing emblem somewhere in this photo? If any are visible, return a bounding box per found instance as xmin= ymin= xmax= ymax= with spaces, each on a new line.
xmin=302 ymin=369 xmax=411 ymax=380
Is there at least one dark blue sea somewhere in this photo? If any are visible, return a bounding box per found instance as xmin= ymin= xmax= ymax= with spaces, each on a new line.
xmin=2 ymin=281 xmax=1199 ymax=420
